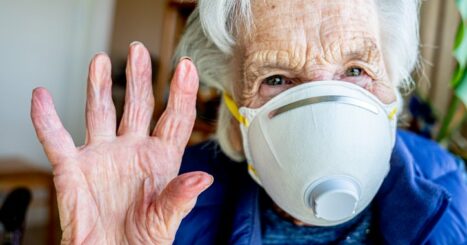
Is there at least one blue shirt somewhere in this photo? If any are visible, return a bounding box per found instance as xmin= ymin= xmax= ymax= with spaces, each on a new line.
xmin=174 ymin=131 xmax=467 ymax=244
xmin=261 ymin=196 xmax=374 ymax=244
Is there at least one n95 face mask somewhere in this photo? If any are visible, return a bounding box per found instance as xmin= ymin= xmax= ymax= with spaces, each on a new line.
xmin=224 ymin=81 xmax=398 ymax=226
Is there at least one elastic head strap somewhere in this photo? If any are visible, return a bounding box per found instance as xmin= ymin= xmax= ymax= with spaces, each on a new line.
xmin=388 ymin=107 xmax=398 ymax=121
xmin=223 ymin=93 xmax=249 ymax=127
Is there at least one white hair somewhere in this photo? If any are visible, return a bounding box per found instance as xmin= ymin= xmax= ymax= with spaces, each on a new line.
xmin=174 ymin=0 xmax=421 ymax=161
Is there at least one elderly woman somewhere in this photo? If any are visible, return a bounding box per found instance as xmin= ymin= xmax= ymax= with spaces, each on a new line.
xmin=31 ymin=0 xmax=466 ymax=244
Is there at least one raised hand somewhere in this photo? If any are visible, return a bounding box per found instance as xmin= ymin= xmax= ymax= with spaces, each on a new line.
xmin=31 ymin=42 xmax=213 ymax=244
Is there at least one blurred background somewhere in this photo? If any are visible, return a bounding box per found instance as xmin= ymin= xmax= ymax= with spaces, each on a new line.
xmin=0 ymin=0 xmax=465 ymax=244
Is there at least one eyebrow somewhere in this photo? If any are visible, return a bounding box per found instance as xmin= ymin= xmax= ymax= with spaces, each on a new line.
xmin=243 ymin=37 xmax=383 ymax=80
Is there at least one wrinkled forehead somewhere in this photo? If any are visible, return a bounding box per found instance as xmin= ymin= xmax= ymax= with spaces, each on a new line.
xmin=244 ymin=0 xmax=381 ymax=51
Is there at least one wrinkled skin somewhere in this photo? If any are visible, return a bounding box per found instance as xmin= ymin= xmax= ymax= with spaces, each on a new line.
xmin=31 ymin=0 xmax=397 ymax=243
xmin=230 ymin=0 xmax=397 ymax=226
xmin=228 ymin=0 xmax=397 ymax=171
xmin=31 ymin=43 xmax=212 ymax=244
xmin=238 ymin=0 xmax=395 ymax=107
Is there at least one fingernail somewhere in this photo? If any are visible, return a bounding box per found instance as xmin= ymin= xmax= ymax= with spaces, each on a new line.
xmin=129 ymin=41 xmax=144 ymax=59
xmin=32 ymin=87 xmax=52 ymax=111
xmin=182 ymin=174 xmax=200 ymax=187
xmin=130 ymin=41 xmax=143 ymax=47
xmin=93 ymin=52 xmax=109 ymax=66
xmin=179 ymin=56 xmax=192 ymax=62
xmin=93 ymin=51 xmax=107 ymax=58
xmin=181 ymin=59 xmax=195 ymax=82
xmin=92 ymin=54 xmax=110 ymax=84
xmin=32 ymin=87 xmax=49 ymax=101
xmin=175 ymin=58 xmax=187 ymax=80
xmin=32 ymin=87 xmax=43 ymax=96
xmin=202 ymin=175 xmax=214 ymax=190
xmin=183 ymin=174 xmax=213 ymax=189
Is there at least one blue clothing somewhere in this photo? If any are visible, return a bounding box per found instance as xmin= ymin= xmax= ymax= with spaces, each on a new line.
xmin=174 ymin=131 xmax=467 ymax=244
xmin=261 ymin=200 xmax=374 ymax=244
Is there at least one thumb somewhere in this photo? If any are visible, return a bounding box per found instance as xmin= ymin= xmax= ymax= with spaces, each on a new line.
xmin=159 ymin=171 xmax=213 ymax=215
xmin=150 ymin=171 xmax=213 ymax=234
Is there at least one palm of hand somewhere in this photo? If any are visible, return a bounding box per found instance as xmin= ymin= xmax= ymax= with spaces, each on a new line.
xmin=31 ymin=43 xmax=212 ymax=244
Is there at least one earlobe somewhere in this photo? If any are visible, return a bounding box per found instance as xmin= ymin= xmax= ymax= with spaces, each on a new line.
xmin=216 ymin=101 xmax=246 ymax=162
xmin=228 ymin=116 xmax=244 ymax=156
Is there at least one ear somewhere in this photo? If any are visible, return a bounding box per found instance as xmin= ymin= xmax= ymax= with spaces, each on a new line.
xmin=216 ymin=100 xmax=245 ymax=162
xmin=228 ymin=113 xmax=244 ymax=155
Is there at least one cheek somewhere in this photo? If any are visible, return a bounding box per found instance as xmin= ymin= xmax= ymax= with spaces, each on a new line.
xmin=369 ymin=81 xmax=397 ymax=104
xmin=259 ymin=83 xmax=294 ymax=98
xmin=337 ymin=74 xmax=373 ymax=90
xmin=246 ymin=84 xmax=292 ymax=108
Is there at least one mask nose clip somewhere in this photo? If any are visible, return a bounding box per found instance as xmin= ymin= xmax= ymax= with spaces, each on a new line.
xmin=308 ymin=177 xmax=360 ymax=222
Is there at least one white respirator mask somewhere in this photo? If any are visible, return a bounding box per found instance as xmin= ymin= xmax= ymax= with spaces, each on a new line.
xmin=224 ymin=81 xmax=398 ymax=226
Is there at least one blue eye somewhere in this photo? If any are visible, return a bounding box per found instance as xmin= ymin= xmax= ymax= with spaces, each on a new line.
xmin=345 ymin=67 xmax=363 ymax=77
xmin=263 ymin=75 xmax=291 ymax=86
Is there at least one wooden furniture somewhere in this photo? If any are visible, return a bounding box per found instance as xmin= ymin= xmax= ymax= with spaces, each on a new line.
xmin=0 ymin=159 xmax=57 ymax=245
xmin=154 ymin=0 xmax=218 ymax=145
xmin=153 ymin=0 xmax=196 ymax=120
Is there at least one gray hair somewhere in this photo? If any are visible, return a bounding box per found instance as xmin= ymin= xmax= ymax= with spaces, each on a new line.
xmin=174 ymin=0 xmax=421 ymax=161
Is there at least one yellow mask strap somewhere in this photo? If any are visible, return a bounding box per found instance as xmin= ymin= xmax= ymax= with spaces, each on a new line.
xmin=388 ymin=107 xmax=398 ymax=121
xmin=223 ymin=93 xmax=249 ymax=127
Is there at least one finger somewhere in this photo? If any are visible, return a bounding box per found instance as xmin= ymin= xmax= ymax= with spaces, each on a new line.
xmin=85 ymin=53 xmax=116 ymax=143
xmin=150 ymin=172 xmax=213 ymax=231
xmin=31 ymin=88 xmax=76 ymax=165
xmin=152 ymin=58 xmax=199 ymax=148
xmin=118 ymin=42 xmax=154 ymax=136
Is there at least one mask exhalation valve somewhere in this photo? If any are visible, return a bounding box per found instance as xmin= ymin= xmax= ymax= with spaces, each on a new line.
xmin=309 ymin=177 xmax=360 ymax=222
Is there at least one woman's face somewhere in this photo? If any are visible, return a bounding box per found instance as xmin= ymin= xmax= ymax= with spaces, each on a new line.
xmin=234 ymin=0 xmax=396 ymax=108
